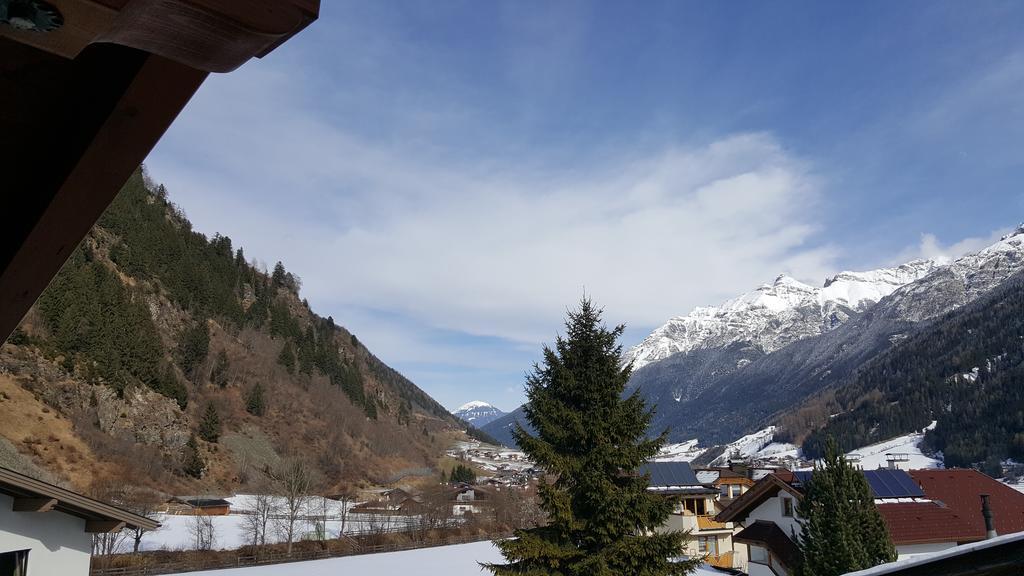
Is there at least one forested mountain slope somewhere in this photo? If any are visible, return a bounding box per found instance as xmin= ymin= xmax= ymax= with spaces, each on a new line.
xmin=0 ymin=168 xmax=462 ymax=494
xmin=797 ymin=268 xmax=1024 ymax=469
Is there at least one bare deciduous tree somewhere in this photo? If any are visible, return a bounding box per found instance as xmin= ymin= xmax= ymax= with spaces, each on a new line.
xmin=120 ymin=486 xmax=162 ymax=553
xmin=241 ymin=492 xmax=276 ymax=551
xmin=189 ymin=514 xmax=217 ymax=551
xmin=333 ymin=486 xmax=357 ymax=539
xmin=267 ymin=459 xmax=314 ymax=556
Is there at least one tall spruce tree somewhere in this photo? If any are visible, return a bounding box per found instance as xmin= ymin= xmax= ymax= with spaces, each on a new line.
xmin=183 ymin=435 xmax=204 ymax=478
xmin=796 ymin=438 xmax=896 ymax=576
xmin=246 ymin=383 xmax=266 ymax=416
xmin=485 ymin=299 xmax=697 ymax=576
xmin=198 ymin=403 xmax=221 ymax=443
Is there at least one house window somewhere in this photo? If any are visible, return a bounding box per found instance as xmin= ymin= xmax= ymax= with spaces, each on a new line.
xmin=781 ymin=496 xmax=794 ymax=517
xmin=698 ymin=536 xmax=718 ymax=555
xmin=719 ymin=484 xmax=730 ymax=498
xmin=0 ymin=550 xmax=29 ymax=576
xmin=682 ymin=497 xmax=707 ymax=516
xmin=750 ymin=544 xmax=768 ymax=564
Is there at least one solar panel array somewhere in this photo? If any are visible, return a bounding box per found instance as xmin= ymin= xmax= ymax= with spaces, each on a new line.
xmin=789 ymin=469 xmax=924 ymax=499
xmin=639 ymin=461 xmax=700 ymax=487
xmin=863 ymin=469 xmax=925 ymax=498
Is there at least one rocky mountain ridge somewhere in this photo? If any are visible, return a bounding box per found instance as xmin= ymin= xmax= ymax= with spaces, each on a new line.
xmin=485 ymin=225 xmax=1024 ymax=450
xmin=625 ymin=260 xmax=937 ymax=370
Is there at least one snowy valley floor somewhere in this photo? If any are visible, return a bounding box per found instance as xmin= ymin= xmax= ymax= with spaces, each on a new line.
xmin=174 ymin=541 xmax=729 ymax=576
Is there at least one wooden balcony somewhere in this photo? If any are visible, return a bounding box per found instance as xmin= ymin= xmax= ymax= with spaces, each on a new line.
xmin=696 ymin=515 xmax=729 ymax=531
xmin=706 ymin=551 xmax=735 ymax=569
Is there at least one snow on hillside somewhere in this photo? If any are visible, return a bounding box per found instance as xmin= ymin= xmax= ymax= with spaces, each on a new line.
xmin=175 ymin=541 xmax=730 ymax=576
xmin=653 ymin=439 xmax=704 ymax=462
xmin=845 ymin=423 xmax=942 ymax=471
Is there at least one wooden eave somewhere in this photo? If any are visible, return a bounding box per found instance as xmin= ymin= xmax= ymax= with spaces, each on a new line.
xmin=714 ymin=473 xmax=803 ymax=523
xmin=0 ymin=466 xmax=159 ymax=531
xmin=0 ymin=0 xmax=320 ymax=343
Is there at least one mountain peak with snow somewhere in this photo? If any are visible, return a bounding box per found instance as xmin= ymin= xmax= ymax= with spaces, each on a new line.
xmin=453 ymin=401 xmax=506 ymax=427
xmin=625 ymin=259 xmax=939 ymax=370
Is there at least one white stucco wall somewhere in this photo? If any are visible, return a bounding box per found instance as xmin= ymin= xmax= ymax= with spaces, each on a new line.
xmin=743 ymin=492 xmax=801 ymax=539
xmin=0 ymin=493 xmax=92 ymax=576
xmin=896 ymin=542 xmax=957 ymax=558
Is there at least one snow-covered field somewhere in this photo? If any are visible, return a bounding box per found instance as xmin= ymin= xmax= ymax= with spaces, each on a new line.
xmin=141 ymin=495 xmax=418 ymax=552
xmin=174 ymin=541 xmax=730 ymax=576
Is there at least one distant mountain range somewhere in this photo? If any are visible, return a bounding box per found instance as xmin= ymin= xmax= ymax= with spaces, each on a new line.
xmin=484 ymin=226 xmax=1024 ymax=471
xmin=452 ymin=401 xmax=506 ymax=427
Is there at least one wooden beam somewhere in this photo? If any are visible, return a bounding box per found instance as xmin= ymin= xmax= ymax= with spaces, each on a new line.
xmin=12 ymin=497 xmax=59 ymax=512
xmin=0 ymin=0 xmax=320 ymax=73
xmin=0 ymin=45 xmax=207 ymax=343
xmin=85 ymin=519 xmax=126 ymax=533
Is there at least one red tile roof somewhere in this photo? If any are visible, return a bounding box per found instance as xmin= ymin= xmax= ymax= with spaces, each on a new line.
xmin=910 ymin=469 xmax=1024 ymax=538
xmin=877 ymin=502 xmax=985 ymax=545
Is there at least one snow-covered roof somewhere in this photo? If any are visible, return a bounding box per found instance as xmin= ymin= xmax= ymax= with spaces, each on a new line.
xmin=841 ymin=531 xmax=1024 ymax=575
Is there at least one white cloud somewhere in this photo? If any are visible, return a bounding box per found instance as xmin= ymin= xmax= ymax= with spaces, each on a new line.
xmin=896 ymin=228 xmax=1011 ymax=265
xmin=148 ymin=63 xmax=841 ymax=355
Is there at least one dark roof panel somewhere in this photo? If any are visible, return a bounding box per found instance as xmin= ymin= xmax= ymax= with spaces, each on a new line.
xmin=864 ymin=469 xmax=925 ymax=499
xmin=639 ymin=462 xmax=701 ymax=487
xmin=792 ymin=469 xmax=924 ymax=499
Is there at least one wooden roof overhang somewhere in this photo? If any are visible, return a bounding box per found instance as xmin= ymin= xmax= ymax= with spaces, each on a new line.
xmin=0 ymin=466 xmax=159 ymax=533
xmin=0 ymin=0 xmax=320 ymax=342
xmin=714 ymin=472 xmax=803 ymax=523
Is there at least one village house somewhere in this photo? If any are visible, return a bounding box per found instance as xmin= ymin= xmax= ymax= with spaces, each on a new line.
xmin=450 ymin=483 xmax=491 ymax=516
xmin=162 ymin=496 xmax=232 ymax=516
xmin=0 ymin=466 xmax=159 ymax=576
xmin=715 ymin=468 xmax=1024 ymax=576
xmin=351 ymin=488 xmax=425 ymax=515
xmin=642 ymin=461 xmax=741 ymax=569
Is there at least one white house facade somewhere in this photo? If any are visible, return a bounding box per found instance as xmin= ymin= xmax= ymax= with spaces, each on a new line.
xmin=0 ymin=466 xmax=158 ymax=576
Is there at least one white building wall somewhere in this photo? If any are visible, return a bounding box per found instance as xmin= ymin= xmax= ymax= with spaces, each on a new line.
xmin=0 ymin=493 xmax=93 ymax=576
xmin=896 ymin=542 xmax=957 ymax=558
xmin=744 ymin=493 xmax=801 ymax=538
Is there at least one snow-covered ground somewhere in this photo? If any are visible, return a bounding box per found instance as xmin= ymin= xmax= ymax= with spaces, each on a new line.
xmin=173 ymin=541 xmax=730 ymax=576
xmin=654 ymin=427 xmax=800 ymax=467
xmin=655 ymin=423 xmax=941 ymax=473
xmin=843 ymin=423 xmax=941 ymax=471
xmin=141 ymin=495 xmax=419 ymax=552
xmin=653 ymin=439 xmax=704 ymax=462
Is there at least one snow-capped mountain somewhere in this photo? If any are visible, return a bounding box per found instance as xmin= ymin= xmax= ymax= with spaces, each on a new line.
xmin=625 ymin=260 xmax=938 ymax=370
xmin=453 ymin=401 xmax=506 ymax=427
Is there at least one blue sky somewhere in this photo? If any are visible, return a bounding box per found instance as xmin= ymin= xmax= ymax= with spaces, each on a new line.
xmin=146 ymin=1 xmax=1024 ymax=412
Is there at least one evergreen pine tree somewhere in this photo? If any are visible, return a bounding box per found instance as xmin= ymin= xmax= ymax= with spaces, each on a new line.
xmin=797 ymin=438 xmax=896 ymax=576
xmin=278 ymin=341 xmax=296 ymax=374
xmin=183 ymin=435 xmax=204 ymax=478
xmin=198 ymin=402 xmax=221 ymax=443
xmin=246 ymin=383 xmax=266 ymax=416
xmin=211 ymin=349 xmax=230 ymax=388
xmin=486 ymin=299 xmax=697 ymax=576
xmin=271 ymin=262 xmax=287 ymax=287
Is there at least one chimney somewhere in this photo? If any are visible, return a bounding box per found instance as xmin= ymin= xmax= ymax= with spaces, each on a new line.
xmin=981 ymin=494 xmax=997 ymax=539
